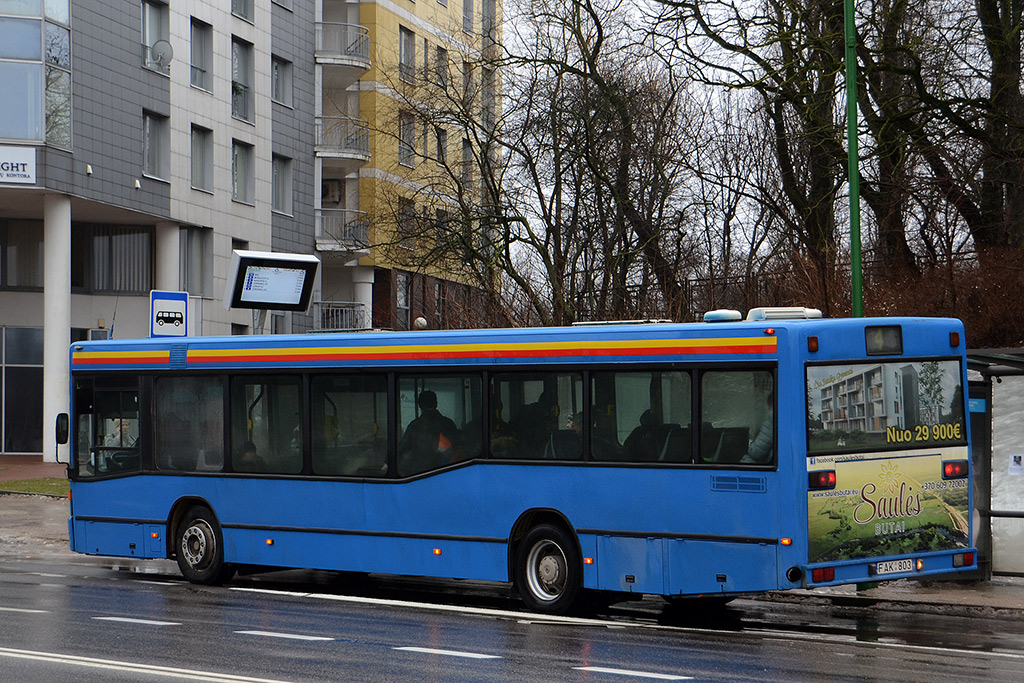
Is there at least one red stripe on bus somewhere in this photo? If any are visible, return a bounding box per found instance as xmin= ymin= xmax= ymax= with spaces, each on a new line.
xmin=186 ymin=343 xmax=777 ymax=364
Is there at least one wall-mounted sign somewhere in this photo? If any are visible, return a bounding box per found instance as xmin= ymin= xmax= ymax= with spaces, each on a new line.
xmin=150 ymin=290 xmax=189 ymax=338
xmin=0 ymin=146 xmax=36 ymax=184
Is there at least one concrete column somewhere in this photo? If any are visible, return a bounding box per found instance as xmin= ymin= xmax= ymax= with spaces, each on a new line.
xmin=352 ymin=266 xmax=374 ymax=329
xmin=43 ymin=194 xmax=72 ymax=464
xmin=154 ymin=221 xmax=180 ymax=291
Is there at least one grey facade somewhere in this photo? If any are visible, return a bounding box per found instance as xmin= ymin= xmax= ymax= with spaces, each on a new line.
xmin=0 ymin=0 xmax=317 ymax=458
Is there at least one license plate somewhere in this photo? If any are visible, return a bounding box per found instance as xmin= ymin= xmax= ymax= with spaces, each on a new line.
xmin=874 ymin=558 xmax=914 ymax=575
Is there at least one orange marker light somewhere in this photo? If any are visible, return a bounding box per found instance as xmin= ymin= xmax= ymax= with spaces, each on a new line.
xmin=433 ymin=548 xmax=442 ymax=556
xmin=583 ymin=557 xmax=594 ymax=565
xmin=151 ymin=532 xmax=159 ymax=539
xmin=780 ymin=538 xmax=793 ymax=546
xmin=764 ymin=328 xmax=775 ymax=335
xmin=266 ymin=539 xmax=274 ymax=546
xmin=808 ymin=336 xmax=819 ymax=352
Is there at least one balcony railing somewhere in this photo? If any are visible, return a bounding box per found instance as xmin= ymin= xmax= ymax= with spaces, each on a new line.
xmin=315 ymin=23 xmax=370 ymax=64
xmin=316 ymin=209 xmax=369 ymax=250
xmin=316 ymin=116 xmax=370 ymax=157
xmin=315 ymin=300 xmax=371 ymax=331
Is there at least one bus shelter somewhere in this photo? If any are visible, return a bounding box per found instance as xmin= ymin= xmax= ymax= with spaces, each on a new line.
xmin=967 ymin=349 xmax=1024 ymax=578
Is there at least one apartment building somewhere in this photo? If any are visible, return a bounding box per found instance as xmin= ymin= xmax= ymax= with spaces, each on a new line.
xmin=0 ymin=0 xmax=498 ymax=460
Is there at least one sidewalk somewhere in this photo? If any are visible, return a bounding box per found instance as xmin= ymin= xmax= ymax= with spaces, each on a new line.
xmin=0 ymin=454 xmax=67 ymax=482
xmin=0 ymin=455 xmax=1022 ymax=618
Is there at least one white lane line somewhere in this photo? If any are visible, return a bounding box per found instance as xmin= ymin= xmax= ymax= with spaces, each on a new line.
xmin=92 ymin=616 xmax=181 ymax=626
xmin=0 ymin=606 xmax=48 ymax=614
xmin=393 ymin=646 xmax=501 ymax=660
xmin=0 ymin=647 xmax=292 ymax=682
xmin=231 ymin=587 xmax=627 ymax=628
xmin=235 ymin=630 xmax=336 ymax=642
xmin=574 ymin=667 xmax=693 ymax=680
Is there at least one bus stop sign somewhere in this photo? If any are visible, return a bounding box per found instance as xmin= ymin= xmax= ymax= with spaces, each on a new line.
xmin=150 ymin=290 xmax=188 ymax=337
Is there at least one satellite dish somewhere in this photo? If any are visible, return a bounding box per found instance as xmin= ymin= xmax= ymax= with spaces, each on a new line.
xmin=151 ymin=40 xmax=173 ymax=68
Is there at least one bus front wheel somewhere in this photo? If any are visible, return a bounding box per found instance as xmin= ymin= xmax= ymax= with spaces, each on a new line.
xmin=175 ymin=506 xmax=235 ymax=585
xmin=515 ymin=524 xmax=580 ymax=614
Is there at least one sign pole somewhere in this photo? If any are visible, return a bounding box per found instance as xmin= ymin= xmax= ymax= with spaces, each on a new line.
xmin=846 ymin=0 xmax=863 ymax=317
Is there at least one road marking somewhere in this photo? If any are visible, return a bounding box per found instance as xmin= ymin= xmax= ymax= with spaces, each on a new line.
xmin=93 ymin=616 xmax=181 ymax=626
xmin=0 ymin=607 xmax=48 ymax=614
xmin=0 ymin=647 xmax=292 ymax=682
xmin=574 ymin=667 xmax=693 ymax=680
xmin=393 ymin=646 xmax=501 ymax=659
xmin=234 ymin=630 xmax=335 ymax=642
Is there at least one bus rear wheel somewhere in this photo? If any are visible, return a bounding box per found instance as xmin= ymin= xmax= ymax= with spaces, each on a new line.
xmin=175 ymin=506 xmax=235 ymax=585
xmin=515 ymin=524 xmax=580 ymax=614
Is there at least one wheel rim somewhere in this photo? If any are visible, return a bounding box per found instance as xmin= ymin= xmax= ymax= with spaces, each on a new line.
xmin=525 ymin=539 xmax=567 ymax=602
xmin=181 ymin=520 xmax=215 ymax=571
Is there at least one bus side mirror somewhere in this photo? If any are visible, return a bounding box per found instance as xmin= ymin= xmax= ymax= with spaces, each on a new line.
xmin=55 ymin=413 xmax=70 ymax=445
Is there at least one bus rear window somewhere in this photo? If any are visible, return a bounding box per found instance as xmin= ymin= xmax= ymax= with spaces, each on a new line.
xmin=806 ymin=359 xmax=966 ymax=454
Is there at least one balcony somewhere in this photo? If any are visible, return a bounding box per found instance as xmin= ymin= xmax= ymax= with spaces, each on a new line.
xmin=316 ymin=116 xmax=370 ymax=175
xmin=316 ymin=208 xmax=370 ymax=256
xmin=314 ymin=300 xmax=371 ymax=331
xmin=316 ymin=23 xmax=371 ymax=89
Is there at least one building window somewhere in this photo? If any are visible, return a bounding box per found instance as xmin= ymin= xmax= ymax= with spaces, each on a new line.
xmin=434 ymin=45 xmax=448 ymax=88
xmin=143 ymin=110 xmax=169 ymax=180
xmin=463 ymin=0 xmax=473 ymax=34
xmin=45 ymin=21 xmax=72 ymax=147
xmin=272 ymin=155 xmax=293 ymax=215
xmin=180 ymin=226 xmax=213 ymax=297
xmin=0 ymin=16 xmax=43 ymax=141
xmin=3 ymin=327 xmax=44 ymax=453
xmin=396 ymin=271 xmax=412 ymax=330
xmin=271 ymin=56 xmax=292 ymax=106
xmin=190 ymin=124 xmax=212 ymax=192
xmin=399 ymin=26 xmax=415 ymax=83
xmin=1 ymin=221 xmax=44 ymax=289
xmin=399 ymin=112 xmax=415 ymax=167
xmin=462 ymin=60 xmax=474 ymax=108
xmin=190 ymin=18 xmax=212 ymax=91
xmin=141 ymin=0 xmax=170 ymax=74
xmin=231 ymin=37 xmax=254 ymax=122
xmin=231 ymin=0 xmax=254 ymax=23
xmin=435 ymin=126 xmax=447 ymax=164
xmin=462 ymin=137 xmax=473 ymax=185
xmin=232 ymin=139 xmax=254 ymax=204
xmin=71 ymin=225 xmax=153 ymax=294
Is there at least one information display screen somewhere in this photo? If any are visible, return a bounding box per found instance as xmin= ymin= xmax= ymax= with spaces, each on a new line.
xmin=223 ymin=250 xmax=319 ymax=312
xmin=240 ymin=265 xmax=307 ymax=306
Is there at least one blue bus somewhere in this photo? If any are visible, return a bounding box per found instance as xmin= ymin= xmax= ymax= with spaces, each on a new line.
xmin=60 ymin=308 xmax=976 ymax=613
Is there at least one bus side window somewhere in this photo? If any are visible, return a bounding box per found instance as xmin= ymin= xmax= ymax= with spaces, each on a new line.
xmin=311 ymin=374 xmax=388 ymax=477
xmin=154 ymin=376 xmax=224 ymax=472
xmin=77 ymin=387 xmax=140 ymax=477
xmin=230 ymin=376 xmax=303 ymax=475
xmin=493 ymin=372 xmax=583 ymax=460
xmin=591 ymin=370 xmax=692 ymax=463
xmin=397 ymin=374 xmax=482 ymax=477
xmin=700 ymin=370 xmax=774 ymax=465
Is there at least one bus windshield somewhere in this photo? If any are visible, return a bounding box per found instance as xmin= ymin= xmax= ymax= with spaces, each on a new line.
xmin=806 ymin=359 xmax=966 ymax=455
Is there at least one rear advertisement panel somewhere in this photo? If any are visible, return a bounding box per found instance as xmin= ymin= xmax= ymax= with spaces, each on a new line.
xmin=807 ymin=449 xmax=970 ymax=563
xmin=806 ymin=360 xmax=969 ymax=563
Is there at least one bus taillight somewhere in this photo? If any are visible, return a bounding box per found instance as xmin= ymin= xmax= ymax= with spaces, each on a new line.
xmin=811 ymin=567 xmax=835 ymax=583
xmin=808 ymin=470 xmax=836 ymax=490
xmin=942 ymin=460 xmax=969 ymax=479
xmin=953 ymin=552 xmax=975 ymax=568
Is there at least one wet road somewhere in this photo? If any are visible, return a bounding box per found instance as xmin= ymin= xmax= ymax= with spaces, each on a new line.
xmin=1 ymin=550 xmax=1022 ymax=682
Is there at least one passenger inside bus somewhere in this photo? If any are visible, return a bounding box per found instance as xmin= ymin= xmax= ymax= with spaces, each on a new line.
xmin=399 ymin=390 xmax=459 ymax=473
xmin=235 ymin=440 xmax=267 ymax=472
xmin=741 ymin=388 xmax=774 ymax=463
